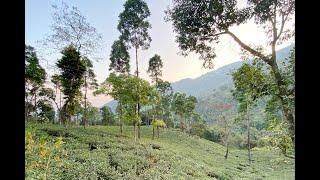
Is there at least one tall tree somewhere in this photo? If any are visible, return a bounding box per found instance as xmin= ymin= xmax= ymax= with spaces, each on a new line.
xmin=43 ymin=2 xmax=101 ymax=126
xmin=25 ymin=45 xmax=46 ymax=121
xmin=101 ymin=106 xmax=115 ymax=125
xmin=171 ymin=92 xmax=197 ymax=132
xmin=95 ymin=74 xmax=126 ymax=134
xmin=147 ymin=54 xmax=164 ymax=124
xmin=36 ymin=99 xmax=55 ymax=123
xmin=232 ymin=63 xmax=267 ymax=162
xmin=147 ymin=54 xmax=163 ymax=86
xmin=38 ymin=87 xmax=58 ymax=122
xmin=81 ymin=57 xmax=98 ymax=128
xmin=100 ymin=73 xmax=157 ymax=141
xmin=105 ymin=36 xmax=131 ymax=133
xmin=118 ymin=0 xmax=152 ymax=138
xmin=86 ymin=104 xmax=100 ymax=126
xmin=172 ymin=92 xmax=187 ymax=131
xmin=184 ymin=95 xmax=198 ymax=133
xmin=56 ymin=45 xmax=86 ymax=127
xmin=51 ymin=74 xmax=63 ymax=123
xmin=166 ymin=0 xmax=295 ymax=144
xmin=156 ymin=80 xmax=174 ymax=126
xmin=215 ymin=103 xmax=234 ymax=159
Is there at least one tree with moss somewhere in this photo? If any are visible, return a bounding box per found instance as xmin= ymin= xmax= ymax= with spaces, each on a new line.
xmin=56 ymin=45 xmax=86 ymax=127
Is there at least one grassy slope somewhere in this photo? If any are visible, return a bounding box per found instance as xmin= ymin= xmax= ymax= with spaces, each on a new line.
xmin=26 ymin=123 xmax=294 ymax=180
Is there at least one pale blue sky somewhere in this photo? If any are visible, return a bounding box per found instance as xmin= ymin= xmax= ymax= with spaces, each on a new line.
xmin=26 ymin=0 xmax=294 ymax=107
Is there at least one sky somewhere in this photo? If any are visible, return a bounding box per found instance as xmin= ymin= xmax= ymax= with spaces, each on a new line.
xmin=25 ymin=0 xmax=294 ymax=108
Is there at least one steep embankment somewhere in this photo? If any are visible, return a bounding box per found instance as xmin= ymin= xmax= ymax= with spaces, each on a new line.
xmin=26 ymin=123 xmax=294 ymax=179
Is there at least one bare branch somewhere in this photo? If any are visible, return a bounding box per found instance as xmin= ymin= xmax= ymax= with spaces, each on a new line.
xmin=275 ymin=12 xmax=289 ymax=42
xmin=226 ymin=30 xmax=270 ymax=63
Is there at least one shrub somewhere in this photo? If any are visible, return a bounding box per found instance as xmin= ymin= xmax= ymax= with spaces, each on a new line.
xmin=25 ymin=128 xmax=66 ymax=179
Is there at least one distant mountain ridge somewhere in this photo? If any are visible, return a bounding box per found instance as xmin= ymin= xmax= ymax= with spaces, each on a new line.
xmin=103 ymin=44 xmax=294 ymax=112
xmin=171 ymin=44 xmax=294 ymax=97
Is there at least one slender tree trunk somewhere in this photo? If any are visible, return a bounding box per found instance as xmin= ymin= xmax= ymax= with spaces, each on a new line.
xmin=34 ymin=89 xmax=37 ymax=119
xmin=119 ymin=102 xmax=123 ymax=135
xmin=225 ymin=143 xmax=229 ymax=159
xmin=25 ymin=92 xmax=29 ymax=121
xmin=180 ymin=114 xmax=184 ymax=132
xmin=76 ymin=114 xmax=79 ymax=125
xmin=54 ymin=85 xmax=58 ymax=124
xmin=224 ymin=118 xmax=229 ymax=159
xmin=157 ymin=126 xmax=159 ymax=138
xmin=247 ymin=103 xmax=252 ymax=163
xmin=152 ymin=126 xmax=155 ymax=140
xmin=135 ymin=46 xmax=139 ymax=77
xmin=59 ymin=87 xmax=62 ymax=125
xmin=135 ymin=46 xmax=142 ymax=139
xmin=25 ymin=106 xmax=29 ymax=122
xmin=134 ymin=122 xmax=137 ymax=142
xmin=61 ymin=103 xmax=67 ymax=128
xmin=137 ymin=103 xmax=141 ymax=139
xmin=84 ymin=75 xmax=87 ymax=129
xmin=138 ymin=122 xmax=141 ymax=138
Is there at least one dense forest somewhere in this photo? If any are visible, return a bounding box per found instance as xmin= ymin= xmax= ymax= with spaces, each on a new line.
xmin=25 ymin=0 xmax=295 ymax=179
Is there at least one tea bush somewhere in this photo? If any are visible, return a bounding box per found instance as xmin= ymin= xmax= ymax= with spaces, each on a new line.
xmin=25 ymin=123 xmax=294 ymax=179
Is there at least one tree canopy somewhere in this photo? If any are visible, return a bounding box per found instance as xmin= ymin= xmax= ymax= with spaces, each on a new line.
xmin=118 ymin=0 xmax=152 ymax=50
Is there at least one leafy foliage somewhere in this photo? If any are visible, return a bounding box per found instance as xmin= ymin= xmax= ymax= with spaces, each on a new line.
xmin=25 ymin=127 xmax=66 ymax=179
xmin=147 ymin=54 xmax=163 ymax=84
xmin=166 ymin=0 xmax=251 ymax=68
xmin=171 ymin=92 xmax=198 ymax=131
xmin=166 ymin=0 xmax=295 ymax=144
xmin=25 ymin=45 xmax=55 ymax=122
xmin=118 ymin=0 xmax=152 ymax=50
xmin=101 ymin=106 xmax=116 ymax=125
xmin=151 ymin=119 xmax=166 ymax=128
xmin=109 ymin=38 xmax=130 ymax=74
xmin=25 ymin=45 xmax=46 ymax=85
xmin=56 ymin=45 xmax=86 ymax=124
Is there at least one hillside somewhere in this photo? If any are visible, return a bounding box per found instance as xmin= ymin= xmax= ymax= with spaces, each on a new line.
xmin=171 ymin=44 xmax=294 ymax=97
xmin=104 ymin=44 xmax=294 ymax=113
xmin=26 ymin=123 xmax=294 ymax=179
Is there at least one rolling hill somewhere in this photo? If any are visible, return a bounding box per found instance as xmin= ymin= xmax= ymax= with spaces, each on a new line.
xmin=103 ymin=44 xmax=294 ymax=117
xmin=171 ymin=44 xmax=294 ymax=97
